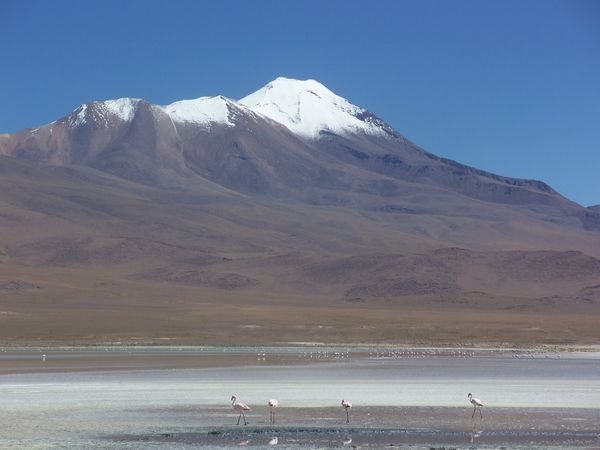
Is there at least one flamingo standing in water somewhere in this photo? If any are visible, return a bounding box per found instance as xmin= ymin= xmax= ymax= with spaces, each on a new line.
xmin=341 ymin=399 xmax=352 ymax=423
xmin=268 ymin=399 xmax=279 ymax=424
xmin=468 ymin=392 xmax=483 ymax=419
xmin=231 ymin=395 xmax=251 ymax=425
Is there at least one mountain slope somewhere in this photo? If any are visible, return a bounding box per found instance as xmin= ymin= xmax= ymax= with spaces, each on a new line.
xmin=2 ymin=155 xmax=600 ymax=345
xmin=0 ymin=78 xmax=599 ymax=345
xmin=2 ymin=78 xmax=592 ymax=227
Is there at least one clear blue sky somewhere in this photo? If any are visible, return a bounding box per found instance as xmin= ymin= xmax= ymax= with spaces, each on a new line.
xmin=1 ymin=0 xmax=599 ymax=206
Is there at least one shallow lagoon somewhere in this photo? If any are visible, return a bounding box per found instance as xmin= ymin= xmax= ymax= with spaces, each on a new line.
xmin=0 ymin=346 xmax=599 ymax=448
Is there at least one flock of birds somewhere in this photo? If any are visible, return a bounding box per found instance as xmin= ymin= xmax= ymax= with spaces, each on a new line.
xmin=231 ymin=393 xmax=483 ymax=425
xmin=231 ymin=396 xmax=283 ymax=426
xmin=288 ymin=349 xmax=479 ymax=361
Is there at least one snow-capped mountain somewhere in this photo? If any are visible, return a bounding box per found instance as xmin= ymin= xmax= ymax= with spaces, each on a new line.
xmin=14 ymin=77 xmax=395 ymax=139
xmin=0 ymin=77 xmax=597 ymax=230
xmin=239 ymin=77 xmax=396 ymax=139
xmin=3 ymin=77 xmax=600 ymax=347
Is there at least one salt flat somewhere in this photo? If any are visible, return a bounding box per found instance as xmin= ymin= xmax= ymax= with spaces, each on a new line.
xmin=0 ymin=347 xmax=599 ymax=448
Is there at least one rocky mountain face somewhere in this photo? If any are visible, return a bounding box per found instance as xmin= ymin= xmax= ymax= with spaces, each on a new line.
xmin=0 ymin=78 xmax=586 ymax=211
xmin=1 ymin=77 xmax=599 ymax=345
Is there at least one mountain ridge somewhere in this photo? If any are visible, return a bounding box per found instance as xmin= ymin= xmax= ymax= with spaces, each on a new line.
xmin=1 ymin=78 xmax=599 ymax=345
xmin=0 ymin=78 xmax=582 ymax=211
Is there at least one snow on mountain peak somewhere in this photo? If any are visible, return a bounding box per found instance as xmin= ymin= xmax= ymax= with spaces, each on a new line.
xmin=239 ymin=77 xmax=392 ymax=139
xmin=60 ymin=78 xmax=395 ymax=139
xmin=67 ymin=98 xmax=140 ymax=128
xmin=163 ymin=95 xmax=238 ymax=127
xmin=103 ymin=98 xmax=139 ymax=122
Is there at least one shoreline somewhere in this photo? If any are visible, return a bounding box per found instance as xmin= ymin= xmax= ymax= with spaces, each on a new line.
xmin=1 ymin=343 xmax=599 ymax=377
xmin=2 ymin=351 xmax=599 ymax=448
xmin=2 ymin=342 xmax=600 ymax=352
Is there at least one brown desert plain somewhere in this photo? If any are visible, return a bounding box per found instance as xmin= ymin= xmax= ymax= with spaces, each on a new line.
xmin=1 ymin=79 xmax=600 ymax=347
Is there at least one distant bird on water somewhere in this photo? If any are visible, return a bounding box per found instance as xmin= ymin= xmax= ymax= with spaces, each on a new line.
xmin=468 ymin=392 xmax=483 ymax=419
xmin=231 ymin=395 xmax=251 ymax=425
xmin=341 ymin=399 xmax=352 ymax=423
xmin=268 ymin=399 xmax=279 ymax=424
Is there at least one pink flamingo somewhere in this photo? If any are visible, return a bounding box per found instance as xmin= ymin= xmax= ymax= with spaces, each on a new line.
xmin=341 ymin=399 xmax=352 ymax=423
xmin=468 ymin=392 xmax=484 ymax=419
xmin=231 ymin=395 xmax=251 ymax=425
xmin=268 ymin=399 xmax=279 ymax=424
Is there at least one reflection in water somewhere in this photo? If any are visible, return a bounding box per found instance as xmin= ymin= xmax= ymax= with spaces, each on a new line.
xmin=268 ymin=436 xmax=278 ymax=445
xmin=233 ymin=438 xmax=250 ymax=446
xmin=470 ymin=424 xmax=483 ymax=443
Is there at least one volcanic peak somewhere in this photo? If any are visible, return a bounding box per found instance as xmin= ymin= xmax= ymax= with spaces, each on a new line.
xmin=239 ymin=77 xmax=393 ymax=139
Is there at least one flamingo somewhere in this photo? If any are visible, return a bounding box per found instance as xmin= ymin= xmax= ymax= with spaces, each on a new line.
xmin=268 ymin=399 xmax=279 ymax=424
xmin=468 ymin=392 xmax=483 ymax=419
xmin=231 ymin=395 xmax=251 ymax=425
xmin=341 ymin=399 xmax=352 ymax=423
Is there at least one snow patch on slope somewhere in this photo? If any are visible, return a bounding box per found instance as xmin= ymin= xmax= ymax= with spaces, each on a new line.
xmin=68 ymin=104 xmax=88 ymax=128
xmin=239 ymin=77 xmax=392 ymax=139
xmin=163 ymin=96 xmax=235 ymax=127
xmin=66 ymin=98 xmax=140 ymax=128
xmin=102 ymin=98 xmax=139 ymax=122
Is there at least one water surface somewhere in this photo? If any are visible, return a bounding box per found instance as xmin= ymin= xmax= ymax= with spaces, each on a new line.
xmin=1 ymin=346 xmax=599 ymax=448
